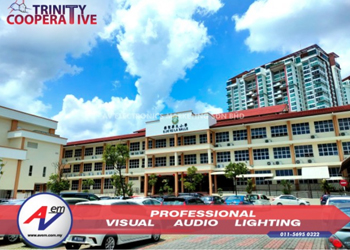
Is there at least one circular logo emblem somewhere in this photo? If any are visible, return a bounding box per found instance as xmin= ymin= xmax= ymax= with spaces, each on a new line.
xmin=17 ymin=193 xmax=73 ymax=248
xmin=172 ymin=115 xmax=179 ymax=125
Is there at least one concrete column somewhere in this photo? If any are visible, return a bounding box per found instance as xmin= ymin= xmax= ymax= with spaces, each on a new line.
xmin=213 ymin=152 xmax=217 ymax=165
xmin=333 ymin=115 xmax=340 ymax=136
xmin=144 ymin=174 xmax=148 ymax=197
xmin=287 ymin=121 xmax=293 ymax=141
xmin=207 ymin=130 xmax=211 ymax=144
xmin=249 ymin=148 xmax=253 ymax=166
xmin=209 ymin=171 xmax=213 ymax=195
xmin=145 ymin=155 xmax=148 ymax=168
xmin=152 ymin=185 xmax=155 ymax=195
xmin=293 ymin=168 xmax=299 ymax=191
xmin=212 ymin=132 xmax=216 ymax=145
xmin=247 ymin=126 xmax=252 ymax=144
xmin=175 ymin=152 xmax=178 ymax=166
xmin=152 ymin=155 xmax=155 ymax=168
xmin=78 ymin=179 xmax=82 ymax=192
xmin=290 ymin=145 xmax=296 ymax=164
xmin=100 ymin=178 xmax=104 ymax=194
xmin=250 ymin=169 xmax=256 ymax=191
xmin=10 ymin=120 xmax=18 ymax=131
xmin=181 ymin=153 xmax=184 ymax=166
xmin=145 ymin=138 xmax=149 ymax=150
xmin=207 ymin=149 xmax=212 ymax=164
xmin=175 ymin=134 xmax=178 ymax=147
xmin=337 ymin=140 xmax=344 ymax=161
xmin=174 ymin=173 xmax=179 ymax=197
xmin=81 ymin=146 xmax=85 ymax=160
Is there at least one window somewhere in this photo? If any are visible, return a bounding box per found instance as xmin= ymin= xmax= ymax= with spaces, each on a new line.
xmin=63 ymin=166 xmax=71 ymax=173
xmin=94 ymin=162 xmax=102 ymax=171
xmin=142 ymin=141 xmax=145 ymax=150
xmin=276 ymin=169 xmax=294 ymax=184
xmin=83 ymin=163 xmax=92 ymax=172
xmin=169 ymin=138 xmax=175 ymax=147
xmin=184 ymin=154 xmax=197 ymax=165
xmin=148 ymin=140 xmax=153 ymax=149
xmin=28 ymin=165 xmax=33 ymax=176
xmin=95 ymin=147 xmax=103 ymax=155
xmin=314 ymin=120 xmax=334 ymax=133
xmin=106 ymin=164 xmax=114 ymax=170
xmin=74 ymin=149 xmax=82 ymax=157
xmin=318 ymin=143 xmax=338 ymax=156
xmin=329 ymin=167 xmax=342 ymax=177
xmin=255 ymin=170 xmax=272 ymax=185
xmin=295 ymin=145 xmax=314 ymax=157
xmin=292 ymin=123 xmax=310 ymax=135
xmin=156 ymin=139 xmax=166 ymax=148
xmin=251 ymin=128 xmax=267 ymax=139
xmin=148 ymin=158 xmax=153 ymax=167
xmin=93 ymin=179 xmax=101 ymax=190
xmin=217 ymin=152 xmax=231 ymax=163
xmin=234 ymin=150 xmax=249 ymax=161
xmin=253 ymin=148 xmax=269 ymax=160
xmin=142 ymin=159 xmax=145 ymax=168
xmin=233 ymin=130 xmax=247 ymax=141
xmin=184 ymin=135 xmax=196 ymax=145
xmin=64 ymin=150 xmax=73 ymax=158
xmin=27 ymin=142 xmax=38 ymax=149
xmin=129 ymin=177 xmax=138 ymax=181
xmin=129 ymin=159 xmax=140 ymax=169
xmin=130 ymin=142 xmax=140 ymax=151
xmin=104 ymin=179 xmax=113 ymax=189
xmin=178 ymin=137 xmax=182 ymax=146
xmin=271 ymin=125 xmax=288 ymax=137
xmin=155 ymin=157 xmax=166 ymax=167
xmin=199 ymin=134 xmax=212 ymax=144
xmin=71 ymin=180 xmax=79 ymax=190
xmin=273 ymin=147 xmax=291 ymax=159
xmin=343 ymin=142 xmax=350 ymax=155
xmin=169 ymin=156 xmax=175 ymax=166
xmin=73 ymin=164 xmax=80 ymax=172
xmin=42 ymin=167 xmax=46 ymax=177
xmin=85 ymin=148 xmax=93 ymax=156
xmin=215 ymin=132 xmax=229 ymax=143
xmin=339 ymin=118 xmax=350 ymax=131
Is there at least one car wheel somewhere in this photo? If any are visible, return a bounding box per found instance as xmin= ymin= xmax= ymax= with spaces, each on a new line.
xmin=65 ymin=243 xmax=81 ymax=249
xmin=102 ymin=235 xmax=116 ymax=249
xmin=277 ymin=203 xmax=282 ymax=205
xmin=151 ymin=234 xmax=161 ymax=242
xmin=300 ymin=203 xmax=305 ymax=205
xmin=4 ymin=235 xmax=19 ymax=244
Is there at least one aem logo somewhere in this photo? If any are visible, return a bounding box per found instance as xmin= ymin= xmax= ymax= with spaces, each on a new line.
xmin=17 ymin=193 xmax=72 ymax=248
xmin=24 ymin=205 xmax=65 ymax=231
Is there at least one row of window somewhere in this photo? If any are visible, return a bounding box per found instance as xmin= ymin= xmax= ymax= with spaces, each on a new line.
xmin=65 ymin=146 xmax=104 ymax=158
xmin=71 ymin=178 xmax=139 ymax=190
xmin=64 ymin=142 xmax=350 ymax=171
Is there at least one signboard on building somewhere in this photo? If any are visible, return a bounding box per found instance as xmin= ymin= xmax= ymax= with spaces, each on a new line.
xmin=146 ymin=111 xmax=217 ymax=137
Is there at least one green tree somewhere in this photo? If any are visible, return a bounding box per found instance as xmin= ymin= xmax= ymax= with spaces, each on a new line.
xmin=224 ymin=162 xmax=249 ymax=195
xmin=320 ymin=179 xmax=333 ymax=194
xmin=82 ymin=179 xmax=95 ymax=193
xmin=245 ymin=179 xmax=255 ymax=194
xmin=103 ymin=144 xmax=130 ymax=197
xmin=280 ymin=180 xmax=293 ymax=194
xmin=148 ymin=174 xmax=158 ymax=194
xmin=162 ymin=179 xmax=173 ymax=194
xmin=47 ymin=161 xmax=70 ymax=194
xmin=182 ymin=166 xmax=203 ymax=192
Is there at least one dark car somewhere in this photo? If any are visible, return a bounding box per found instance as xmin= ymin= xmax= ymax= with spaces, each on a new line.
xmin=60 ymin=192 xmax=100 ymax=201
xmin=325 ymin=206 xmax=350 ymax=249
xmin=201 ymin=196 xmax=225 ymax=205
xmin=162 ymin=196 xmax=205 ymax=205
xmin=178 ymin=192 xmax=204 ymax=198
xmin=225 ymin=195 xmax=253 ymax=205
xmin=320 ymin=194 xmax=343 ymax=205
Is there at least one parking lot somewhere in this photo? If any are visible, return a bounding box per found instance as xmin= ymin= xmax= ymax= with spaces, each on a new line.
xmin=0 ymin=235 xmax=326 ymax=249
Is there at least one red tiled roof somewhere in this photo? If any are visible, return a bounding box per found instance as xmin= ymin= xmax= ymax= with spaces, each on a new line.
xmin=67 ymin=132 xmax=145 ymax=146
xmin=212 ymin=105 xmax=350 ymax=128
xmin=213 ymin=104 xmax=289 ymax=121
xmin=343 ymin=75 xmax=350 ymax=81
xmin=134 ymin=128 xmax=146 ymax=133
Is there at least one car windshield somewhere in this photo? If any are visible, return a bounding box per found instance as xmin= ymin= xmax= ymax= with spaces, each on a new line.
xmin=227 ymin=196 xmax=244 ymax=200
xmin=329 ymin=199 xmax=350 ymax=206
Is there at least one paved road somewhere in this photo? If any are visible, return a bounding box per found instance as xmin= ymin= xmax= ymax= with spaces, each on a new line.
xmin=0 ymin=235 xmax=326 ymax=249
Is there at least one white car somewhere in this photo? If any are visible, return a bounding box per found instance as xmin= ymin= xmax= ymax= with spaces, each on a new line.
xmin=271 ymin=195 xmax=310 ymax=205
xmin=246 ymin=194 xmax=271 ymax=205
xmin=64 ymin=199 xmax=161 ymax=249
xmin=326 ymin=196 xmax=350 ymax=207
xmin=0 ymin=234 xmax=20 ymax=244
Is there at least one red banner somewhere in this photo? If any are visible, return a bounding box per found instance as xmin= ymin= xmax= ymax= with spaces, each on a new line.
xmin=0 ymin=205 xmax=349 ymax=235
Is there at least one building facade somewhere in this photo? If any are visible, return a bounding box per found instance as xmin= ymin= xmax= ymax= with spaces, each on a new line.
xmin=0 ymin=106 xmax=67 ymax=199
xmin=342 ymin=76 xmax=350 ymax=105
xmin=62 ymin=105 xmax=350 ymax=196
xmin=226 ymin=44 xmax=345 ymax=112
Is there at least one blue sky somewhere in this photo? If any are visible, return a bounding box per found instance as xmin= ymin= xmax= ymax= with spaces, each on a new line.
xmin=1 ymin=0 xmax=349 ymax=141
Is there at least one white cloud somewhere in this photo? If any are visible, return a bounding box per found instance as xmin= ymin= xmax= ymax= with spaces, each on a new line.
xmin=233 ymin=0 xmax=350 ymax=77
xmin=54 ymin=0 xmax=223 ymax=141
xmin=0 ymin=0 xmax=114 ymax=114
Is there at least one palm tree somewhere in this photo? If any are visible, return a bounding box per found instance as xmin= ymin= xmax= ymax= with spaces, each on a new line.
xmin=103 ymin=144 xmax=130 ymax=197
xmin=224 ymin=162 xmax=249 ymax=195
